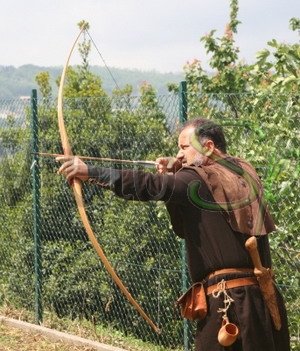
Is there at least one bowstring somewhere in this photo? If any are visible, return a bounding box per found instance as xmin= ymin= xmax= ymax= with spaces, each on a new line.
xmin=85 ymin=29 xmax=121 ymax=91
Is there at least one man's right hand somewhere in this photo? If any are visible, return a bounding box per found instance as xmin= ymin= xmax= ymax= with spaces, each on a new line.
xmin=155 ymin=157 xmax=182 ymax=174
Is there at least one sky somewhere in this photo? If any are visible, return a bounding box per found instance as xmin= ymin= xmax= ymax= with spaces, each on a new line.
xmin=1 ymin=0 xmax=299 ymax=74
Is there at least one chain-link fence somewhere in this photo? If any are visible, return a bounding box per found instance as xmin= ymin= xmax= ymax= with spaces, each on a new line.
xmin=0 ymin=91 xmax=299 ymax=350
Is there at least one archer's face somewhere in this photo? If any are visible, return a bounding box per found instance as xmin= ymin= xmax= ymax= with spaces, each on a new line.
xmin=176 ymin=126 xmax=208 ymax=166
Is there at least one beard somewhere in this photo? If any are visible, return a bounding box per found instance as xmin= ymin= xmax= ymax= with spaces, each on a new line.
xmin=188 ymin=153 xmax=207 ymax=167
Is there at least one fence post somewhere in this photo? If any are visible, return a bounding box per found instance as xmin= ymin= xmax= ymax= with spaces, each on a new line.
xmin=31 ymin=89 xmax=43 ymax=324
xmin=178 ymin=81 xmax=191 ymax=350
xmin=179 ymin=81 xmax=187 ymax=123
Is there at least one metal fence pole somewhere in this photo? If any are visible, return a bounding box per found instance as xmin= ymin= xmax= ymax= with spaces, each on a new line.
xmin=31 ymin=89 xmax=43 ymax=324
xmin=179 ymin=81 xmax=187 ymax=124
xmin=179 ymin=81 xmax=191 ymax=350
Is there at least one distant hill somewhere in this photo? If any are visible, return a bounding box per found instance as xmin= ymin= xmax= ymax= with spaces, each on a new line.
xmin=0 ymin=64 xmax=184 ymax=99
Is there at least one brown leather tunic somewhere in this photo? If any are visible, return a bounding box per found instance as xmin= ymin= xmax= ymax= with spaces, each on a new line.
xmin=188 ymin=157 xmax=276 ymax=235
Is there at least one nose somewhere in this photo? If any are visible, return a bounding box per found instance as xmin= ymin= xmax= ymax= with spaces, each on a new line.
xmin=176 ymin=150 xmax=184 ymax=160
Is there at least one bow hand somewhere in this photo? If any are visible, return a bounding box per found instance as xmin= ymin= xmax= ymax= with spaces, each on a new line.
xmin=57 ymin=155 xmax=89 ymax=182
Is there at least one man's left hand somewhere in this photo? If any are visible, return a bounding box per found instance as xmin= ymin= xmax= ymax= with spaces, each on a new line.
xmin=56 ymin=155 xmax=89 ymax=181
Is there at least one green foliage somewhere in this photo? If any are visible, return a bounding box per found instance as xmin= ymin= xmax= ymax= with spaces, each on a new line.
xmin=42 ymin=240 xmax=109 ymax=320
xmin=1 ymin=3 xmax=299 ymax=348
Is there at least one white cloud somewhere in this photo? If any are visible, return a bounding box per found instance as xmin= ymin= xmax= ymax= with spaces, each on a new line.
xmin=0 ymin=0 xmax=298 ymax=72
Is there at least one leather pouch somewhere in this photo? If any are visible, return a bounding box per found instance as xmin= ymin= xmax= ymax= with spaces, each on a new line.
xmin=176 ymin=282 xmax=207 ymax=321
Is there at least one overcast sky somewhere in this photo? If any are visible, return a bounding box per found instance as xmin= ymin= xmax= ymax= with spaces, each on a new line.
xmin=1 ymin=0 xmax=299 ymax=73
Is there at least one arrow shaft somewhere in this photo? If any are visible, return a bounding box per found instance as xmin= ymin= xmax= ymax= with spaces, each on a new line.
xmin=33 ymin=152 xmax=158 ymax=167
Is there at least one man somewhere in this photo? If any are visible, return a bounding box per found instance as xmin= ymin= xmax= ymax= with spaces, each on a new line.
xmin=57 ymin=117 xmax=290 ymax=351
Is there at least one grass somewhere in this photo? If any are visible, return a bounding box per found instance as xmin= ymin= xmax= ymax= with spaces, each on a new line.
xmin=0 ymin=302 xmax=180 ymax=351
xmin=0 ymin=324 xmax=96 ymax=351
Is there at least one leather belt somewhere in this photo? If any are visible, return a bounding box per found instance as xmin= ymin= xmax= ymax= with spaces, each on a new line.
xmin=206 ymin=276 xmax=258 ymax=295
xmin=205 ymin=268 xmax=254 ymax=281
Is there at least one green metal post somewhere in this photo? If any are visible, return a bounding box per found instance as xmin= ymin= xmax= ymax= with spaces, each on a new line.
xmin=179 ymin=81 xmax=187 ymax=123
xmin=178 ymin=81 xmax=190 ymax=350
xmin=31 ymin=89 xmax=43 ymax=324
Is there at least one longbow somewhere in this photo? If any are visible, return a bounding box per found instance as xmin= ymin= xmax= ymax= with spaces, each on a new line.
xmin=57 ymin=23 xmax=160 ymax=334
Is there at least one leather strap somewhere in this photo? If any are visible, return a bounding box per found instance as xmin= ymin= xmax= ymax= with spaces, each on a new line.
xmin=205 ymin=268 xmax=254 ymax=281
xmin=206 ymin=276 xmax=258 ymax=295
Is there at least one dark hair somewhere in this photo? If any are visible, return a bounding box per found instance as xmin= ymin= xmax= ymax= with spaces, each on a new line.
xmin=181 ymin=117 xmax=227 ymax=154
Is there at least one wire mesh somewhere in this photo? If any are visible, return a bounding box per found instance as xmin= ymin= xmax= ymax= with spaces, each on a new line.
xmin=0 ymin=92 xmax=299 ymax=350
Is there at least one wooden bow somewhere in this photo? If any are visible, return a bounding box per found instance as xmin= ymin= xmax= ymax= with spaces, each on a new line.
xmin=57 ymin=23 xmax=160 ymax=334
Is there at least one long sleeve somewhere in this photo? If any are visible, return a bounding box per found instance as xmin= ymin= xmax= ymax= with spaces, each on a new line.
xmin=87 ymin=165 xmax=202 ymax=203
xmin=88 ymin=166 xmax=122 ymax=189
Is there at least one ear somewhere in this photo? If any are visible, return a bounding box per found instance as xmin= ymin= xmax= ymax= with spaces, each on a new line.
xmin=203 ymin=140 xmax=215 ymax=156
